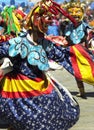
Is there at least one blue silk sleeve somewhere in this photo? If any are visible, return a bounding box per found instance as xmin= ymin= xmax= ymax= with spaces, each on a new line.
xmin=0 ymin=41 xmax=10 ymax=59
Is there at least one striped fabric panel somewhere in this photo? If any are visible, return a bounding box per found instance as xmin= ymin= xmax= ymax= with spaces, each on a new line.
xmin=0 ymin=73 xmax=53 ymax=98
xmin=70 ymin=44 xmax=94 ymax=85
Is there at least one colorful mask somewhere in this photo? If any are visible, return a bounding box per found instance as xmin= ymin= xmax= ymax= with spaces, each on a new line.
xmin=64 ymin=0 xmax=85 ymax=22
xmin=14 ymin=9 xmax=26 ymax=21
xmin=26 ymin=0 xmax=77 ymax=33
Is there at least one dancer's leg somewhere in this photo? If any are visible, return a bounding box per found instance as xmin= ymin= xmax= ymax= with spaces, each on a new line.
xmin=75 ymin=78 xmax=86 ymax=99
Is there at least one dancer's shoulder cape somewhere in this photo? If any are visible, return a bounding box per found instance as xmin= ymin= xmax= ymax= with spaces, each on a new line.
xmin=8 ymin=32 xmax=49 ymax=71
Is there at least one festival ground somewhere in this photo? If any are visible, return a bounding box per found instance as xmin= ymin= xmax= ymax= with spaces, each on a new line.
xmin=51 ymin=69 xmax=94 ymax=130
xmin=0 ymin=68 xmax=94 ymax=130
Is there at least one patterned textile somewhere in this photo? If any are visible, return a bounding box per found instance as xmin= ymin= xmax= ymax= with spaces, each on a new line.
xmin=48 ymin=43 xmax=94 ymax=85
xmin=9 ymin=33 xmax=49 ymax=71
xmin=65 ymin=24 xmax=85 ymax=44
xmin=70 ymin=44 xmax=94 ymax=84
xmin=0 ymin=75 xmax=79 ymax=130
xmin=47 ymin=44 xmax=74 ymax=74
xmin=0 ymin=73 xmax=53 ymax=98
xmin=64 ymin=21 xmax=89 ymax=44
xmin=0 ymin=33 xmax=79 ymax=130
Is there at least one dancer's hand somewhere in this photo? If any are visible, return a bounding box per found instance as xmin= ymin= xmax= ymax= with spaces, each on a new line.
xmin=45 ymin=35 xmax=68 ymax=46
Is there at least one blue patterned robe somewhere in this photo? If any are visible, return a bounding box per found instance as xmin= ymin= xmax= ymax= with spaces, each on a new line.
xmin=0 ymin=32 xmax=79 ymax=130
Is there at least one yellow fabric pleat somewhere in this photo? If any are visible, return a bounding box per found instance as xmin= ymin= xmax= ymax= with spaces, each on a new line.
xmin=73 ymin=46 xmax=94 ymax=84
xmin=2 ymin=77 xmax=49 ymax=92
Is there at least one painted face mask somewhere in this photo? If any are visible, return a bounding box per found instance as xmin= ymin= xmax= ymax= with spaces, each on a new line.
xmin=64 ymin=0 xmax=84 ymax=23
xmin=68 ymin=7 xmax=84 ymax=22
xmin=26 ymin=0 xmax=77 ymax=33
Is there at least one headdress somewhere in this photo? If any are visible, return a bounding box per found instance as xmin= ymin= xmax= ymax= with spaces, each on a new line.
xmin=63 ymin=0 xmax=85 ymax=10
xmin=14 ymin=8 xmax=26 ymax=21
xmin=62 ymin=0 xmax=85 ymax=22
xmin=1 ymin=6 xmax=22 ymax=35
xmin=26 ymin=0 xmax=77 ymax=33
